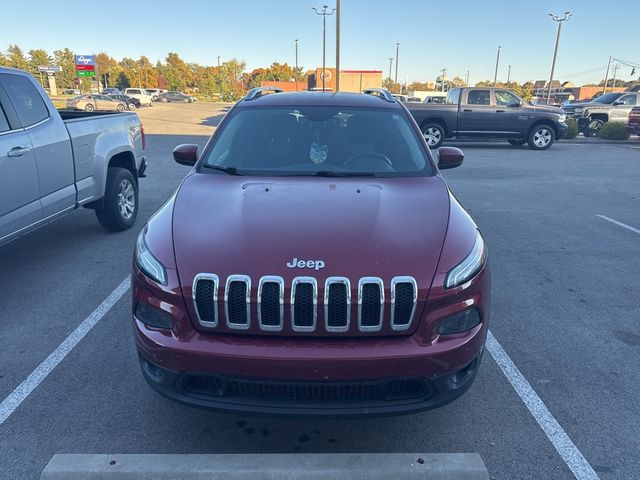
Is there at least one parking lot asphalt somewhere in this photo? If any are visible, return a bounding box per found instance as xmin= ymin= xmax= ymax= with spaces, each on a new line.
xmin=1 ymin=103 xmax=638 ymax=479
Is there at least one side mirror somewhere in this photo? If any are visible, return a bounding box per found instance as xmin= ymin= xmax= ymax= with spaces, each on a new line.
xmin=173 ymin=144 xmax=199 ymax=166
xmin=438 ymin=146 xmax=464 ymax=170
xmin=612 ymin=101 xmax=622 ymax=106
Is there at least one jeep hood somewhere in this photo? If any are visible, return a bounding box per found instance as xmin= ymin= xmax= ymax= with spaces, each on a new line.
xmin=172 ymin=174 xmax=450 ymax=292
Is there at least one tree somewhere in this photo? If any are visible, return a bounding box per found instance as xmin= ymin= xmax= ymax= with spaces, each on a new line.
xmin=449 ymin=76 xmax=465 ymax=88
xmin=382 ymin=78 xmax=402 ymax=93
xmin=27 ymin=49 xmax=53 ymax=86
xmin=7 ymin=45 xmax=28 ymax=70
xmin=474 ymin=80 xmax=493 ymax=87
xmin=95 ymin=52 xmax=121 ymax=88
xmin=407 ymin=81 xmax=436 ymax=92
xmin=244 ymin=62 xmax=298 ymax=89
xmin=164 ymin=52 xmax=191 ymax=90
xmin=53 ymin=48 xmax=76 ymax=89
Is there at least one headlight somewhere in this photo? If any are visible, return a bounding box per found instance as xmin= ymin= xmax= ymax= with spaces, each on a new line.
xmin=558 ymin=114 xmax=566 ymax=123
xmin=135 ymin=227 xmax=167 ymax=285
xmin=444 ymin=230 xmax=486 ymax=289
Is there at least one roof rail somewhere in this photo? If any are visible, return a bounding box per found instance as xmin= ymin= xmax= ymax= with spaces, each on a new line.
xmin=362 ymin=88 xmax=395 ymax=103
xmin=244 ymin=86 xmax=284 ymax=101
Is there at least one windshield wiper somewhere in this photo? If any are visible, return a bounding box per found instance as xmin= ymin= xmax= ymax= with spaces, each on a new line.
xmin=202 ymin=165 xmax=243 ymax=175
xmin=312 ymin=170 xmax=377 ymax=177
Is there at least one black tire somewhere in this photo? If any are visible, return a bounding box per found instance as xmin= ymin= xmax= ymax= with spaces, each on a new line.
xmin=116 ymin=104 xmax=125 ymax=112
xmin=508 ymin=138 xmax=527 ymax=146
xmin=95 ymin=167 xmax=138 ymax=231
xmin=161 ymin=97 xmax=168 ymax=103
xmin=421 ymin=122 xmax=445 ymax=149
xmin=527 ymin=124 xmax=556 ymax=150
xmin=585 ymin=119 xmax=605 ymax=137
xmin=85 ymin=103 xmax=95 ymax=112
xmin=128 ymin=103 xmax=137 ymax=110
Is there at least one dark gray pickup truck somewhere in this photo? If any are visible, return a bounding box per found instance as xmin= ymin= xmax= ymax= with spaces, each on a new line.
xmin=407 ymin=87 xmax=568 ymax=150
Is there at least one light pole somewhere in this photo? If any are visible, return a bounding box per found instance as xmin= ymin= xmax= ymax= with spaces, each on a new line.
xmin=493 ymin=46 xmax=501 ymax=86
xmin=295 ymin=39 xmax=299 ymax=90
xmin=507 ymin=64 xmax=511 ymax=85
xmin=388 ymin=57 xmax=393 ymax=86
xmin=394 ymin=42 xmax=399 ymax=85
xmin=465 ymin=70 xmax=470 ymax=86
xmin=312 ymin=5 xmax=335 ymax=92
xmin=335 ymin=0 xmax=340 ymax=92
xmin=546 ymin=11 xmax=573 ymax=105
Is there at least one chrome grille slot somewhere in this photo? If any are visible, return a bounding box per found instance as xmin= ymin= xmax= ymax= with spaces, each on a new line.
xmin=291 ymin=277 xmax=317 ymax=332
xmin=391 ymin=277 xmax=418 ymax=331
xmin=192 ymin=273 xmax=219 ymax=327
xmin=324 ymin=277 xmax=350 ymax=332
xmin=225 ymin=275 xmax=251 ymax=329
xmin=258 ymin=276 xmax=284 ymax=331
xmin=358 ymin=277 xmax=384 ymax=332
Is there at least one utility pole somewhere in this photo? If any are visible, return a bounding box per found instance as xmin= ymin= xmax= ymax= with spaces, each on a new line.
xmin=295 ymin=39 xmax=299 ymax=90
xmin=611 ymin=63 xmax=620 ymax=90
xmin=465 ymin=70 xmax=470 ymax=87
xmin=394 ymin=42 xmax=399 ymax=85
xmin=312 ymin=5 xmax=335 ymax=92
xmin=335 ymin=0 xmax=340 ymax=92
xmin=602 ymin=56 xmax=612 ymax=94
xmin=546 ymin=12 xmax=573 ymax=105
xmin=507 ymin=65 xmax=511 ymax=85
xmin=388 ymin=57 xmax=393 ymax=86
xmin=440 ymin=68 xmax=447 ymax=92
xmin=493 ymin=46 xmax=501 ymax=86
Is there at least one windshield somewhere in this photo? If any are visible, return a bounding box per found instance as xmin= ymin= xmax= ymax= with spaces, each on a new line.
xmin=593 ymin=93 xmax=624 ymax=104
xmin=202 ymin=106 xmax=432 ymax=177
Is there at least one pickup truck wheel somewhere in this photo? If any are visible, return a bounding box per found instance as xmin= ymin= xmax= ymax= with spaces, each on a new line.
xmin=85 ymin=104 xmax=95 ymax=112
xmin=95 ymin=168 xmax=138 ymax=231
xmin=585 ymin=119 xmax=604 ymax=137
xmin=527 ymin=125 xmax=555 ymax=150
xmin=508 ymin=139 xmax=526 ymax=146
xmin=421 ymin=123 xmax=445 ymax=149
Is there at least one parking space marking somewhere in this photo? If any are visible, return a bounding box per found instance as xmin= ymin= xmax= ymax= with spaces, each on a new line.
xmin=597 ymin=214 xmax=640 ymax=235
xmin=0 ymin=276 xmax=131 ymax=426
xmin=486 ymin=331 xmax=599 ymax=480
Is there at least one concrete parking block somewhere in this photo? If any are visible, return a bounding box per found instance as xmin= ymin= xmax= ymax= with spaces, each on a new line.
xmin=40 ymin=453 xmax=489 ymax=479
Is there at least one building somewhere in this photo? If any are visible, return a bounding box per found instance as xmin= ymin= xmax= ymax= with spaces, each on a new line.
xmin=307 ymin=68 xmax=382 ymax=92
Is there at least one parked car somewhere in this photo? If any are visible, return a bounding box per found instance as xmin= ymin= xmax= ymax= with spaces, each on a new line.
xmin=574 ymin=92 xmax=640 ymax=137
xmin=62 ymin=88 xmax=81 ymax=95
xmin=145 ymin=89 xmax=161 ymax=101
xmin=0 ymin=67 xmax=146 ymax=246
xmin=628 ymin=107 xmax=640 ymax=135
xmin=66 ymin=94 xmax=128 ymax=112
xmin=108 ymin=94 xmax=142 ymax=110
xmin=562 ymin=92 xmax=625 ymax=120
xmin=132 ymin=87 xmax=490 ymax=417
xmin=102 ymin=88 xmax=121 ymax=95
xmin=407 ymin=87 xmax=568 ymax=150
xmin=156 ymin=91 xmax=194 ymax=103
xmin=406 ymin=96 xmax=422 ymax=103
xmin=123 ymin=88 xmax=153 ymax=106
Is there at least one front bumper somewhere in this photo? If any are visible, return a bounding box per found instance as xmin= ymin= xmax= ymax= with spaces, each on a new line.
xmin=137 ymin=348 xmax=484 ymax=417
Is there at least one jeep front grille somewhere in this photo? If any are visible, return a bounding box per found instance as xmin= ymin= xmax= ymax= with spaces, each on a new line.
xmin=192 ymin=274 xmax=418 ymax=334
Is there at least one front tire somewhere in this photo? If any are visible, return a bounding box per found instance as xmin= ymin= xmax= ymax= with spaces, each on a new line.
xmin=85 ymin=103 xmax=95 ymax=112
xmin=116 ymin=104 xmax=125 ymax=112
xmin=527 ymin=124 xmax=555 ymax=150
xmin=421 ymin=123 xmax=445 ymax=149
xmin=95 ymin=167 xmax=138 ymax=231
xmin=508 ymin=138 xmax=527 ymax=146
xmin=128 ymin=103 xmax=137 ymax=110
xmin=585 ymin=119 xmax=605 ymax=137
xmin=161 ymin=97 xmax=168 ymax=103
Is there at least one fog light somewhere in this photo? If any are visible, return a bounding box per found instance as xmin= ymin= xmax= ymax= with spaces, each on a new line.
xmin=437 ymin=308 xmax=481 ymax=335
xmin=135 ymin=301 xmax=173 ymax=329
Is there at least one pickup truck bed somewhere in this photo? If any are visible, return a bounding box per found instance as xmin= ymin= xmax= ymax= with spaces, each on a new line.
xmin=0 ymin=67 xmax=146 ymax=246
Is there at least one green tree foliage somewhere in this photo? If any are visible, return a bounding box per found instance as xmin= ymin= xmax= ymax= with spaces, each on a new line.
xmin=244 ymin=62 xmax=298 ymax=89
xmin=564 ymin=119 xmax=579 ymax=139
xmin=53 ymin=48 xmax=76 ymax=89
xmin=598 ymin=122 xmax=630 ymax=140
xmin=7 ymin=45 xmax=28 ymax=70
xmin=449 ymin=76 xmax=466 ymax=88
xmin=95 ymin=53 xmax=121 ymax=88
xmin=407 ymin=81 xmax=435 ymax=91
xmin=27 ymin=49 xmax=53 ymax=86
xmin=164 ymin=52 xmax=192 ymax=91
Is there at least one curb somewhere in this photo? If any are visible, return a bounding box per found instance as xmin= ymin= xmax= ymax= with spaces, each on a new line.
xmin=41 ymin=453 xmax=489 ymax=479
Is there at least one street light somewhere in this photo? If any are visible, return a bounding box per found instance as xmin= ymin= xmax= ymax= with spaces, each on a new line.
xmin=388 ymin=57 xmax=393 ymax=86
xmin=394 ymin=42 xmax=399 ymax=85
xmin=546 ymin=11 xmax=573 ymax=105
xmin=312 ymin=5 xmax=335 ymax=92
xmin=493 ymin=46 xmax=501 ymax=86
xmin=295 ymin=39 xmax=299 ymax=90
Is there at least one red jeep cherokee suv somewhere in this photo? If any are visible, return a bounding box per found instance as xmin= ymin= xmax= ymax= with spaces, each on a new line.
xmin=132 ymin=87 xmax=490 ymax=416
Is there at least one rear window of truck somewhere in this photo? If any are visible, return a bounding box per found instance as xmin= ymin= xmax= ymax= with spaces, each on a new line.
xmin=0 ymin=73 xmax=49 ymax=127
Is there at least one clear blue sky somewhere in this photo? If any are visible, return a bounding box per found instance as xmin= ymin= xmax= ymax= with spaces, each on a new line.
xmin=3 ymin=0 xmax=639 ymax=85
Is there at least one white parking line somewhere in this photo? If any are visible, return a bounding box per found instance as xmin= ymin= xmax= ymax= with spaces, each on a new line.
xmin=486 ymin=331 xmax=600 ymax=480
xmin=0 ymin=276 xmax=131 ymax=426
xmin=597 ymin=214 xmax=640 ymax=235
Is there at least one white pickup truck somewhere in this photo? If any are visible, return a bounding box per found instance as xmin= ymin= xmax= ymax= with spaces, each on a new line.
xmin=0 ymin=67 xmax=147 ymax=247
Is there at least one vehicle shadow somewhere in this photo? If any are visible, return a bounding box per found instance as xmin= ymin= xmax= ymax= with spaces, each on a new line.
xmin=201 ymin=115 xmax=226 ymax=127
